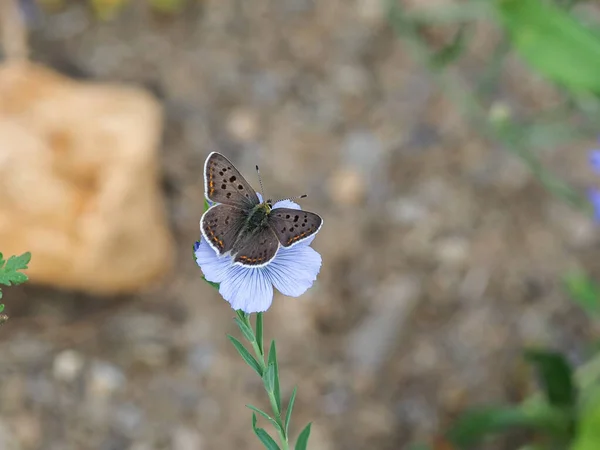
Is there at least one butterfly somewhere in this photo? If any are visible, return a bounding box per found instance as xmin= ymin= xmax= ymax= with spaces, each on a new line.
xmin=201 ymin=152 xmax=323 ymax=268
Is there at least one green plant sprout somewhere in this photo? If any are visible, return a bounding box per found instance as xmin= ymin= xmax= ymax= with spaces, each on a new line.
xmin=0 ymin=252 xmax=31 ymax=325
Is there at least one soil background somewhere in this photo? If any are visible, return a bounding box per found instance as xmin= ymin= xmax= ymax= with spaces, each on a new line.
xmin=1 ymin=1 xmax=599 ymax=449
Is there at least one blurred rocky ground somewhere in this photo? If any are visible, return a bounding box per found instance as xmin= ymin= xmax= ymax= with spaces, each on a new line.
xmin=0 ymin=0 xmax=598 ymax=449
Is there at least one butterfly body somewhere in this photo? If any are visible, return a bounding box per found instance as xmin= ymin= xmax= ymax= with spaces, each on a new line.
xmin=201 ymin=152 xmax=322 ymax=268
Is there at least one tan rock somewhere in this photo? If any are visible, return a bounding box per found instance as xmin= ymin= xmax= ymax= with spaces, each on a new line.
xmin=0 ymin=61 xmax=174 ymax=294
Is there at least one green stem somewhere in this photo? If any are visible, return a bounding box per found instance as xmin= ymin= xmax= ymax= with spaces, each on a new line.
xmin=245 ymin=315 xmax=290 ymax=450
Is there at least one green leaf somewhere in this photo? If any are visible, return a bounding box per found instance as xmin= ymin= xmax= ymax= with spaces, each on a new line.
xmin=227 ymin=335 xmax=263 ymax=377
xmin=254 ymin=428 xmax=281 ymax=450
xmin=263 ymin=363 xmax=275 ymax=394
xmin=236 ymin=309 xmax=249 ymax=323
xmin=251 ymin=413 xmax=281 ymax=450
xmin=446 ymin=406 xmax=539 ymax=447
xmin=0 ymin=252 xmax=31 ymax=287
xmin=294 ymin=423 xmax=312 ymax=450
xmin=406 ymin=445 xmax=432 ymax=450
xmin=571 ymin=387 xmax=600 ymax=450
xmin=495 ymin=0 xmax=600 ymax=94
xmin=268 ymin=340 xmax=281 ymax=414
xmin=235 ymin=318 xmax=256 ymax=343
xmin=202 ymin=276 xmax=220 ymax=290
xmin=246 ymin=404 xmax=282 ymax=432
xmin=204 ymin=199 xmax=211 ymax=212
xmin=285 ymin=386 xmax=297 ymax=437
xmin=524 ymin=349 xmax=577 ymax=407
xmin=256 ymin=313 xmax=264 ymax=356
xmin=564 ymin=271 xmax=600 ymax=317
xmin=0 ymin=304 xmax=4 ymax=313
xmin=431 ymin=24 xmax=470 ymax=69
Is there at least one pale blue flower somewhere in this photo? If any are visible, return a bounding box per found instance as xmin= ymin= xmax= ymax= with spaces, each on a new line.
xmin=588 ymin=149 xmax=600 ymax=222
xmin=590 ymin=149 xmax=600 ymax=174
xmin=195 ymin=196 xmax=322 ymax=313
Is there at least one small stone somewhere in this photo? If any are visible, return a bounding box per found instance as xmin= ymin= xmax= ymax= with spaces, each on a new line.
xmin=328 ymin=168 xmax=365 ymax=206
xmin=332 ymin=64 xmax=370 ymax=96
xmin=340 ymin=130 xmax=386 ymax=200
xmin=547 ymin=203 xmax=599 ymax=248
xmin=435 ymin=237 xmax=470 ymax=266
xmin=171 ymin=426 xmax=203 ymax=450
xmin=342 ymin=130 xmax=384 ymax=173
xmin=133 ymin=342 xmax=170 ymax=368
xmin=1 ymin=376 xmax=25 ymax=412
xmin=53 ymin=349 xmax=85 ymax=382
xmin=356 ymin=403 xmax=396 ymax=438
xmin=322 ymin=386 xmax=351 ymax=416
xmin=11 ymin=414 xmax=42 ymax=450
xmin=187 ymin=344 xmax=215 ymax=374
xmin=357 ymin=0 xmax=386 ymax=25
xmin=226 ymin=108 xmax=259 ymax=142
xmin=88 ymin=361 xmax=125 ymax=398
xmin=0 ymin=419 xmax=18 ymax=450
xmin=113 ymin=403 xmax=143 ymax=437
xmin=388 ymin=197 xmax=429 ymax=225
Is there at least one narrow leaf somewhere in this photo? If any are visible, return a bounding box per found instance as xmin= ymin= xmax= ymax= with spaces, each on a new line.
xmin=431 ymin=24 xmax=470 ymax=69
xmin=227 ymin=335 xmax=263 ymax=377
xmin=295 ymin=423 xmax=312 ymax=450
xmin=285 ymin=386 xmax=298 ymax=437
xmin=524 ymin=349 xmax=577 ymax=407
xmin=495 ymin=0 xmax=600 ymax=94
xmin=235 ymin=318 xmax=256 ymax=343
xmin=246 ymin=404 xmax=282 ymax=432
xmin=571 ymin=386 xmax=600 ymax=450
xmin=263 ymin=363 xmax=275 ymax=394
xmin=254 ymin=427 xmax=281 ymax=450
xmin=236 ymin=309 xmax=248 ymax=321
xmin=446 ymin=406 xmax=538 ymax=447
xmin=204 ymin=199 xmax=211 ymax=212
xmin=564 ymin=271 xmax=600 ymax=317
xmin=256 ymin=312 xmax=264 ymax=356
xmin=268 ymin=340 xmax=282 ymax=413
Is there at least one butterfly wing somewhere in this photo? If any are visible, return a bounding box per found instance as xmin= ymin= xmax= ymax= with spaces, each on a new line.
xmin=267 ymin=208 xmax=323 ymax=248
xmin=232 ymin=227 xmax=280 ymax=267
xmin=201 ymin=204 xmax=247 ymax=255
xmin=204 ymin=152 xmax=260 ymax=208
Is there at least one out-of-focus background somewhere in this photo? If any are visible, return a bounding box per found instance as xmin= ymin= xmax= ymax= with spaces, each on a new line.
xmin=2 ymin=0 xmax=600 ymax=449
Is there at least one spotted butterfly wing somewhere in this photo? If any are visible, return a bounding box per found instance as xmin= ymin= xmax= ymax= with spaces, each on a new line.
xmin=232 ymin=226 xmax=280 ymax=267
xmin=204 ymin=152 xmax=260 ymax=208
xmin=201 ymin=204 xmax=247 ymax=255
xmin=267 ymin=208 xmax=323 ymax=247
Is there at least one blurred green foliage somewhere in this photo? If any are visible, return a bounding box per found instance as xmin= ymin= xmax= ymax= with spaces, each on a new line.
xmin=387 ymin=0 xmax=600 ymax=448
xmin=38 ymin=0 xmax=188 ymax=19
xmin=0 ymin=252 xmax=30 ymax=325
xmin=496 ymin=0 xmax=600 ymax=94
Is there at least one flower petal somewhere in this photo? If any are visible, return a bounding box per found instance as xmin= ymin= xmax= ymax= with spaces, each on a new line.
xmin=590 ymin=150 xmax=600 ymax=174
xmin=273 ymin=199 xmax=301 ymax=210
xmin=264 ymin=244 xmax=322 ymax=297
xmin=588 ymin=188 xmax=600 ymax=222
xmin=220 ymin=266 xmax=274 ymax=313
xmin=194 ymin=239 xmax=231 ymax=284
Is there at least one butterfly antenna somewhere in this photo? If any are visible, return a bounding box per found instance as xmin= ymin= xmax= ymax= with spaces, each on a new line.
xmin=256 ymin=165 xmax=267 ymax=200
xmin=272 ymin=194 xmax=308 ymax=204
